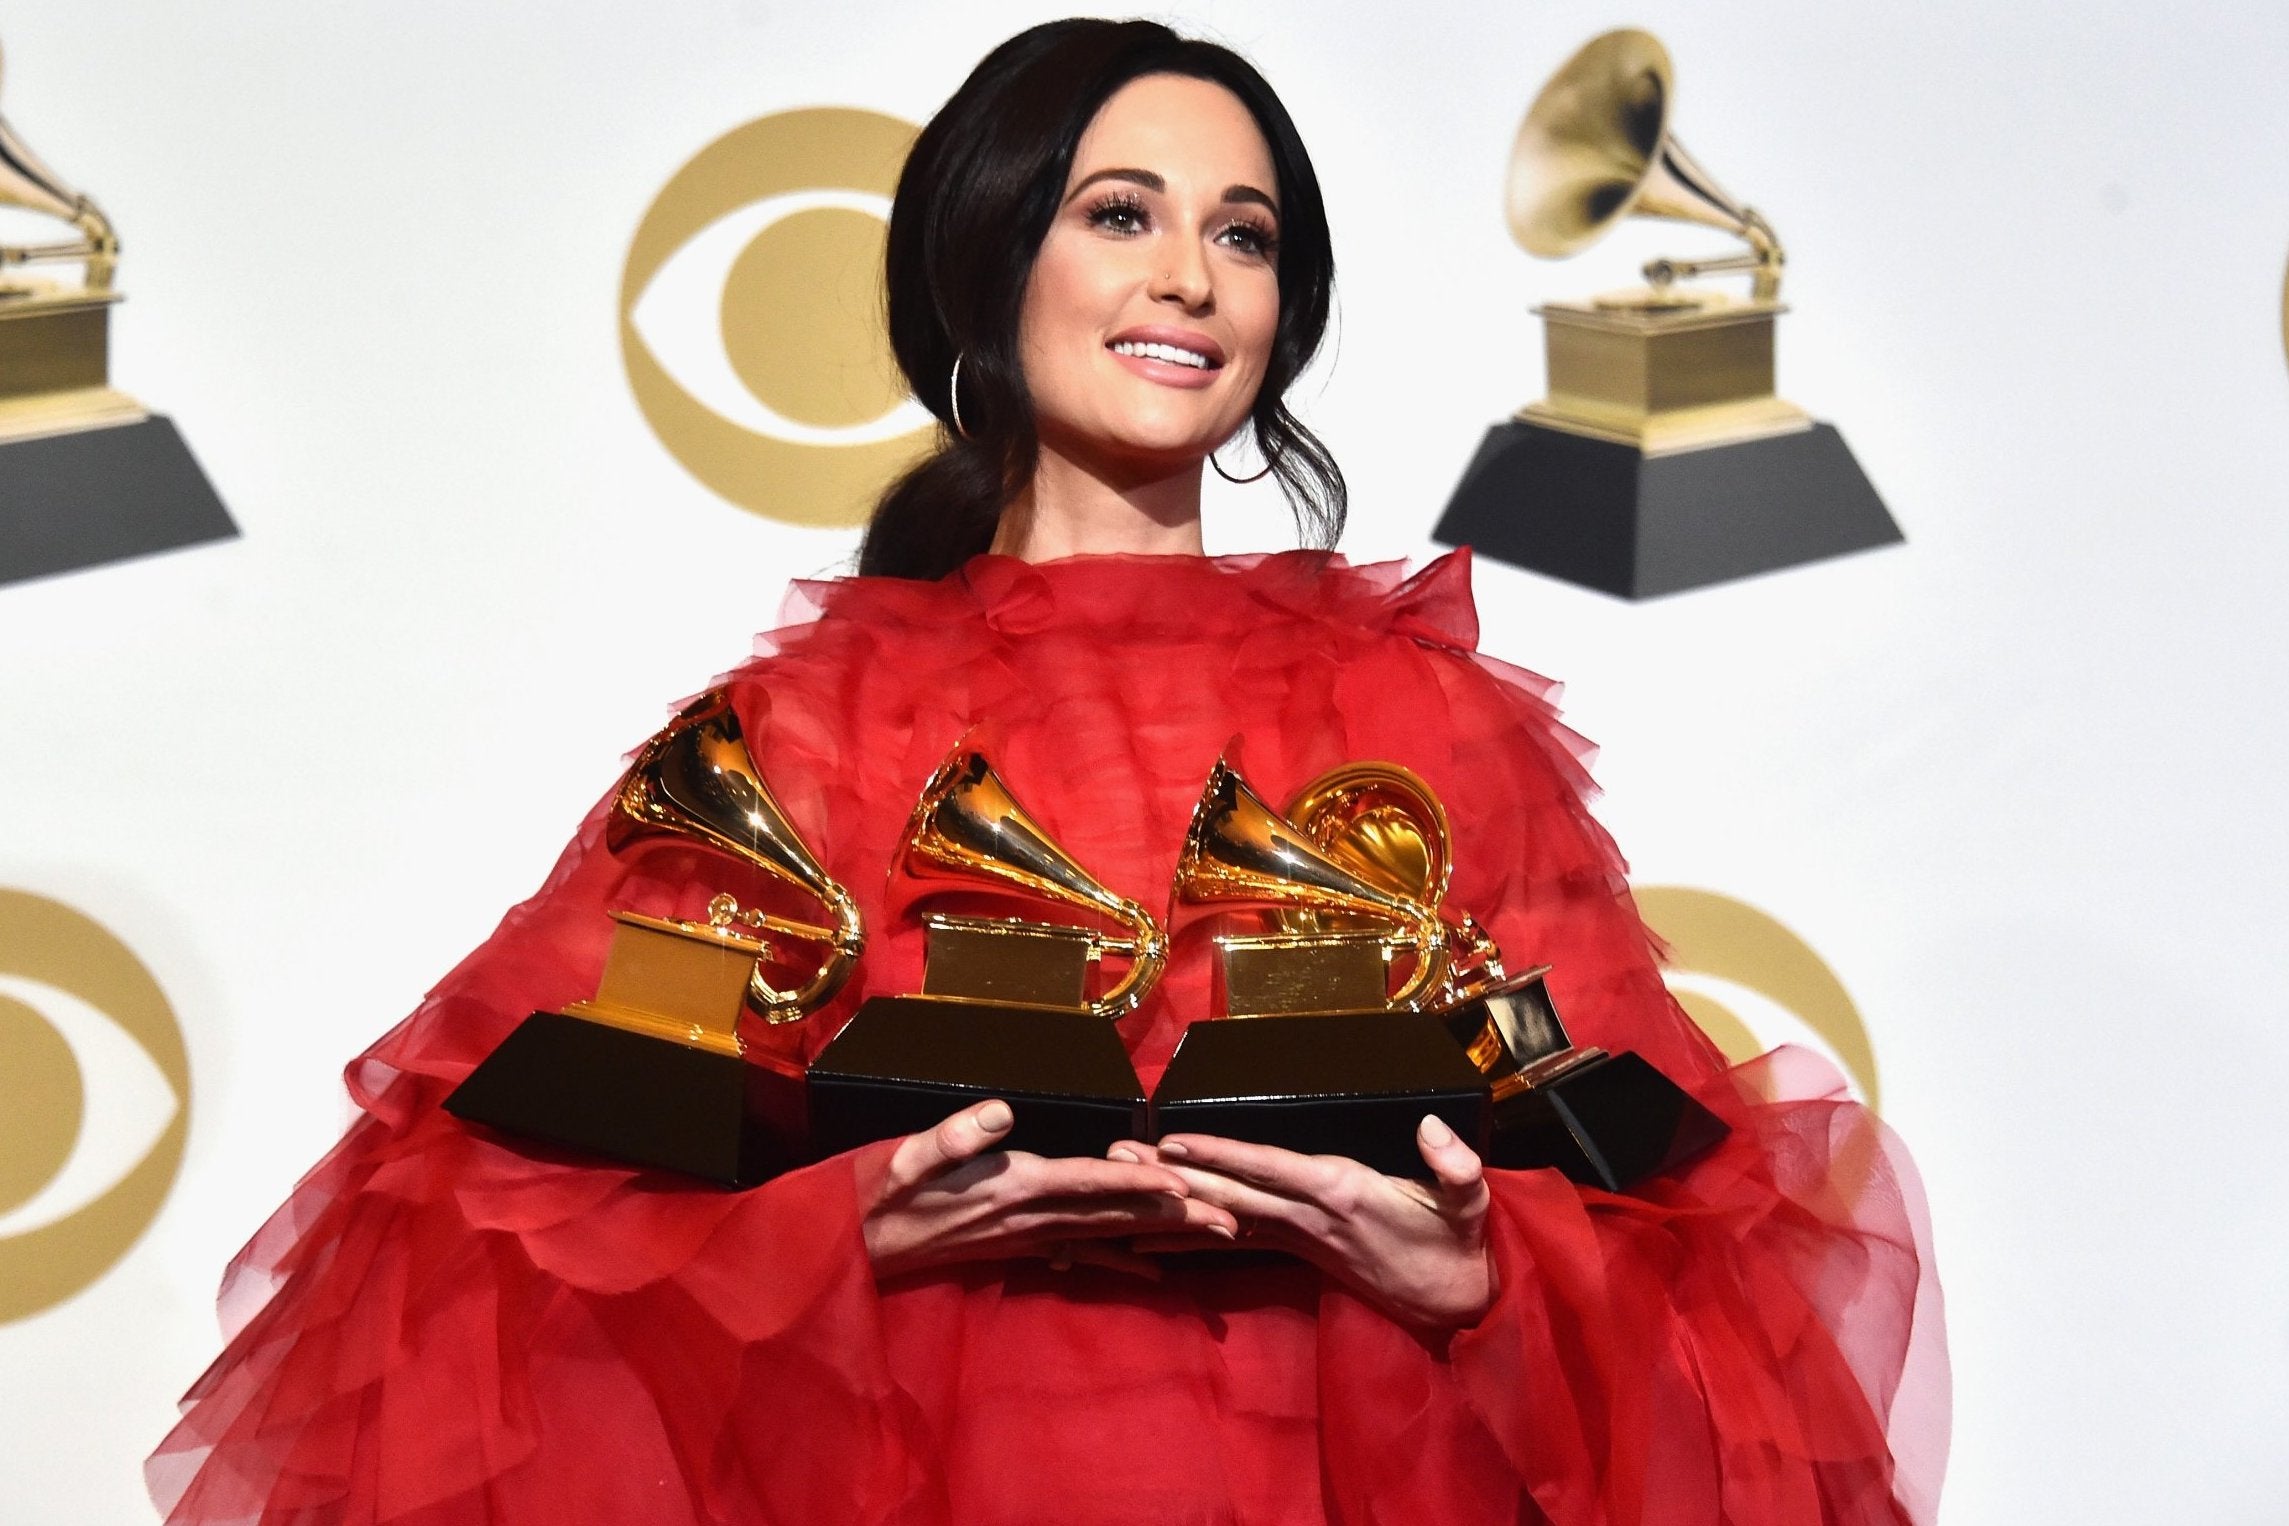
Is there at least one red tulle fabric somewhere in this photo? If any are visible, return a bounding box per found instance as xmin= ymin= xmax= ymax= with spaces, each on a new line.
xmin=150 ymin=549 xmax=1947 ymax=1525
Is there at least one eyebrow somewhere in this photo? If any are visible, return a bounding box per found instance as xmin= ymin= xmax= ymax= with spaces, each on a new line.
xmin=1064 ymin=166 xmax=1281 ymax=218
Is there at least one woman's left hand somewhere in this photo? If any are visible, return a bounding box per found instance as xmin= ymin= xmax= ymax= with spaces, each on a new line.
xmin=1117 ymin=1114 xmax=1496 ymax=1332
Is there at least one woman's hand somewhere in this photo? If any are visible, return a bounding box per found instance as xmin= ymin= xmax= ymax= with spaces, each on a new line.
xmin=1123 ymin=1115 xmax=1496 ymax=1331
xmin=862 ymin=1098 xmax=1240 ymax=1279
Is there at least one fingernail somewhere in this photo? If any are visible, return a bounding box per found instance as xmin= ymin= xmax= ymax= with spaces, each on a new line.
xmin=1419 ymin=1113 xmax=1455 ymax=1147
xmin=1210 ymin=1223 xmax=1237 ymax=1240
xmin=1158 ymin=1139 xmax=1190 ymax=1158
xmin=977 ymin=1101 xmax=1014 ymax=1134
xmin=1109 ymin=1147 xmax=1139 ymax=1163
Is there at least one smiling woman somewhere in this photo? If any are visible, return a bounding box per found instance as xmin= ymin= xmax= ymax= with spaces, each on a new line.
xmin=857 ymin=20 xmax=1343 ymax=578
xmin=1007 ymin=77 xmax=1284 ymax=554
xmin=152 ymin=18 xmax=1944 ymax=1526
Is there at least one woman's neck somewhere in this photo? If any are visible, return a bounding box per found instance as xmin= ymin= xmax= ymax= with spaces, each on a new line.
xmin=989 ymin=441 xmax=1207 ymax=562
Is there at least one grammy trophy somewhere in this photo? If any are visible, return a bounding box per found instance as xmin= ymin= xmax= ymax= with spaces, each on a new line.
xmin=1160 ymin=756 xmax=1725 ymax=1188
xmin=804 ymin=745 xmax=1161 ymax=1161
xmin=446 ymin=690 xmax=862 ymax=1187
xmin=1150 ymin=758 xmax=1493 ymax=1180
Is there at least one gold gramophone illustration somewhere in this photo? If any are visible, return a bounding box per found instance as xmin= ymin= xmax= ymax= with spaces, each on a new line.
xmin=447 ymin=690 xmax=860 ymax=1186
xmin=0 ymin=37 xmax=231 ymax=585
xmin=1434 ymin=27 xmax=1899 ymax=599
xmin=804 ymin=743 xmax=1158 ymax=1160
xmin=1505 ymin=28 xmax=1802 ymax=456
xmin=0 ymin=70 xmax=135 ymax=438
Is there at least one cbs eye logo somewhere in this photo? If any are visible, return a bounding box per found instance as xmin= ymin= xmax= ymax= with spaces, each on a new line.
xmin=1636 ymin=886 xmax=1882 ymax=1110
xmin=0 ymin=889 xmax=188 ymax=1323
xmin=621 ymin=107 xmax=936 ymax=528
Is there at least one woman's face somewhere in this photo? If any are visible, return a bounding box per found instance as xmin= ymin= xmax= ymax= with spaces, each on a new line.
xmin=1018 ymin=73 xmax=1283 ymax=476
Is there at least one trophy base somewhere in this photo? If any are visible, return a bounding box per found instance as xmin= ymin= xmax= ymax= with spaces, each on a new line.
xmin=1483 ymin=1050 xmax=1729 ymax=1191
xmin=807 ymin=996 xmax=1148 ymax=1161
xmin=1150 ymin=1011 xmax=1490 ymax=1181
xmin=1432 ymin=417 xmax=1900 ymax=599
xmin=443 ymin=1010 xmax=805 ymax=1188
xmin=0 ymin=414 xmax=236 ymax=588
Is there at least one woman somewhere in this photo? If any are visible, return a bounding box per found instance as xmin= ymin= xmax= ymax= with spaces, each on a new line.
xmin=151 ymin=20 xmax=1946 ymax=1525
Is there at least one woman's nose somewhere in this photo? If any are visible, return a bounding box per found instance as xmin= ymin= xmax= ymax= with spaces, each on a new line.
xmin=1148 ymin=240 xmax=1214 ymax=311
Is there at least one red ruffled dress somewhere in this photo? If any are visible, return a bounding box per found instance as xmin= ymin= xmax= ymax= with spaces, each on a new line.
xmin=150 ymin=550 xmax=1948 ymax=1525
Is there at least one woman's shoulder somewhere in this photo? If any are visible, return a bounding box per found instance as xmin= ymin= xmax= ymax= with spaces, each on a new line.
xmin=743 ymin=545 xmax=1486 ymax=652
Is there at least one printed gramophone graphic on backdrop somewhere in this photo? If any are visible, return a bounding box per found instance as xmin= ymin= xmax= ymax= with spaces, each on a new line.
xmin=0 ymin=38 xmax=232 ymax=588
xmin=1435 ymin=28 xmax=1901 ymax=599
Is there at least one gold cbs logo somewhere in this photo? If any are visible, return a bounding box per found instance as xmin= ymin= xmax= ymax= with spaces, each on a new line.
xmin=621 ymin=107 xmax=934 ymax=527
xmin=0 ymin=890 xmax=188 ymax=1323
xmin=1637 ymin=886 xmax=1882 ymax=1110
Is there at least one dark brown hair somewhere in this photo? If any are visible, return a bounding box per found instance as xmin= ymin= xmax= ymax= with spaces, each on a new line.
xmin=855 ymin=18 xmax=1344 ymax=580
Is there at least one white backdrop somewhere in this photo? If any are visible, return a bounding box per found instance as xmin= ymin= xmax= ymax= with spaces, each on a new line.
xmin=2 ymin=3 xmax=2286 ymax=1521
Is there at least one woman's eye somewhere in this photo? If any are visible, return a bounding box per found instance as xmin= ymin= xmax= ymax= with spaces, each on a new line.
xmin=1217 ymin=221 xmax=1279 ymax=260
xmin=1087 ymin=197 xmax=1149 ymax=234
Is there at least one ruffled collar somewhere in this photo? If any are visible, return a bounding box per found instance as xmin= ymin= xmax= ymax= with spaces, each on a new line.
xmin=779 ymin=547 xmax=1482 ymax=652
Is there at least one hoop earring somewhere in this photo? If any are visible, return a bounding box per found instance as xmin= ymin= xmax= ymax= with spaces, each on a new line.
xmin=1210 ymin=433 xmax=1275 ymax=484
xmin=948 ymin=352 xmax=973 ymax=441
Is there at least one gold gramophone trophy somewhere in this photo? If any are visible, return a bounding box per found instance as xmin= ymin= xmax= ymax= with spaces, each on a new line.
xmin=0 ymin=38 xmax=232 ymax=586
xmin=1280 ymin=763 xmax=1727 ymax=1190
xmin=804 ymin=745 xmax=1162 ymax=1160
xmin=1442 ymin=962 xmax=1728 ymax=1192
xmin=1148 ymin=758 xmax=1493 ymax=1180
xmin=1160 ymin=757 xmax=1727 ymax=1188
xmin=447 ymin=690 xmax=863 ymax=1187
xmin=1433 ymin=27 xmax=1899 ymax=598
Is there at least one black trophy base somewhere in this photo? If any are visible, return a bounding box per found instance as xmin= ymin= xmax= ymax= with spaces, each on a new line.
xmin=0 ymin=415 xmax=237 ymax=588
xmin=1485 ymin=1050 xmax=1729 ymax=1191
xmin=1151 ymin=1011 xmax=1490 ymax=1181
xmin=1433 ymin=418 xmax=1900 ymax=599
xmin=807 ymin=996 xmax=1147 ymax=1161
xmin=444 ymin=1011 xmax=805 ymax=1188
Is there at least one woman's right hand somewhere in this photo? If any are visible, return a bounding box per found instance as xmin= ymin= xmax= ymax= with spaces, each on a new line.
xmin=861 ymin=1099 xmax=1239 ymax=1278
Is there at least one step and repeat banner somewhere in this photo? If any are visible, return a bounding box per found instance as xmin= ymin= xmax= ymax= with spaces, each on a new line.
xmin=2 ymin=2 xmax=2285 ymax=1521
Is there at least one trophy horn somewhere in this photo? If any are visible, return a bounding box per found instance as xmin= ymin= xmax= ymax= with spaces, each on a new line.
xmin=1505 ymin=27 xmax=1782 ymax=302
xmin=1282 ymin=762 xmax=1508 ymax=1006
xmin=611 ymin=689 xmax=864 ymax=1020
xmin=0 ymin=43 xmax=120 ymax=293
xmin=1176 ymin=757 xmax=1452 ymax=1010
xmin=894 ymin=747 xmax=1167 ymax=1020
xmin=1284 ymin=762 xmax=1456 ymax=911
